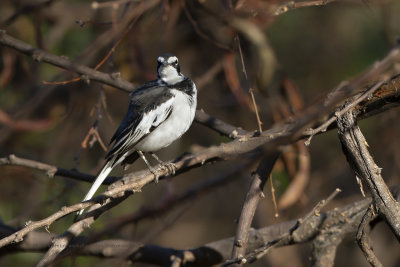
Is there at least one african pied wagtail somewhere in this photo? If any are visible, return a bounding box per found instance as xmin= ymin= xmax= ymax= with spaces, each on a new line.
xmin=78 ymin=54 xmax=197 ymax=215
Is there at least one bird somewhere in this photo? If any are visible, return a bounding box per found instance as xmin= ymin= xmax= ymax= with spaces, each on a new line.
xmin=77 ymin=54 xmax=197 ymax=215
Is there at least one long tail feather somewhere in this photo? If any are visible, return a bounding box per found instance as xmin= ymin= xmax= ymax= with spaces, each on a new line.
xmin=77 ymin=161 xmax=114 ymax=216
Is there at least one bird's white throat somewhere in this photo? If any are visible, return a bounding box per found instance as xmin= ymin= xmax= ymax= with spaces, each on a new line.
xmin=159 ymin=65 xmax=184 ymax=85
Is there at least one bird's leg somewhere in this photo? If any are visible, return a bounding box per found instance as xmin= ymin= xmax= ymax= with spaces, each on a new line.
xmin=150 ymin=153 xmax=176 ymax=176
xmin=137 ymin=151 xmax=159 ymax=182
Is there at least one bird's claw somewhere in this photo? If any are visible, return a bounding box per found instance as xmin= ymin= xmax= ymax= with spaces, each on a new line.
xmin=150 ymin=163 xmax=176 ymax=183
xmin=160 ymin=162 xmax=176 ymax=175
xmin=149 ymin=167 xmax=160 ymax=183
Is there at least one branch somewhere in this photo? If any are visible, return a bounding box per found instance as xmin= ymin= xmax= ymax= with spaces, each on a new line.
xmin=0 ymin=154 xmax=119 ymax=185
xmin=273 ymin=0 xmax=337 ymax=16
xmin=337 ymin=106 xmax=400 ymax=240
xmin=230 ymin=152 xmax=280 ymax=262
xmin=304 ymin=80 xmax=386 ymax=144
xmin=0 ymin=30 xmax=135 ymax=92
xmin=87 ymin=161 xmax=253 ymax=242
xmin=36 ymin=194 xmax=131 ymax=267
xmin=194 ymin=109 xmax=249 ymax=138
xmin=356 ymin=204 xmax=382 ymax=267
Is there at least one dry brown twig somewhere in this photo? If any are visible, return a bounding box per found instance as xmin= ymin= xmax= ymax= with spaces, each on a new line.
xmin=235 ymin=35 xmax=264 ymax=133
xmin=273 ymin=0 xmax=337 ymax=16
xmin=304 ymin=79 xmax=387 ymax=145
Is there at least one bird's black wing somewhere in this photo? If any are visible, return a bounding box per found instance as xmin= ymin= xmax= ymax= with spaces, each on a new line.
xmin=105 ymin=81 xmax=174 ymax=164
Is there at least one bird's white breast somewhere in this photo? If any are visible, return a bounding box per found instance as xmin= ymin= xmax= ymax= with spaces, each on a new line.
xmin=134 ymin=88 xmax=197 ymax=152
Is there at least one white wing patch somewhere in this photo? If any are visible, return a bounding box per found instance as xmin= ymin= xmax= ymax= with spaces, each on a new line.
xmin=111 ymin=97 xmax=175 ymax=155
xmin=135 ymin=89 xmax=196 ymax=152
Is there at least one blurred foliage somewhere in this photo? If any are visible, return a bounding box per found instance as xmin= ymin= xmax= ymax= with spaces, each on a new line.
xmin=1 ymin=0 xmax=400 ymax=266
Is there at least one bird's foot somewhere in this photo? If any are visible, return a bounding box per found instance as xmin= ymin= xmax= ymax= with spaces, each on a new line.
xmin=151 ymin=162 xmax=177 ymax=183
xmin=158 ymin=162 xmax=176 ymax=176
xmin=149 ymin=153 xmax=176 ymax=180
xmin=148 ymin=166 xmax=160 ymax=183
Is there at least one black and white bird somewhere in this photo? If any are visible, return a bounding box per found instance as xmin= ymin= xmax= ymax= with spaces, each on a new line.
xmin=78 ymin=54 xmax=197 ymax=215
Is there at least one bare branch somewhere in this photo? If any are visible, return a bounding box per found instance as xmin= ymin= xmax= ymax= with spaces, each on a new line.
xmin=273 ymin=0 xmax=337 ymax=16
xmin=0 ymin=154 xmax=119 ymax=184
xmin=356 ymin=205 xmax=382 ymax=267
xmin=337 ymin=105 xmax=400 ymax=239
xmin=305 ymin=80 xmax=386 ymax=144
xmin=0 ymin=30 xmax=135 ymax=92
xmin=87 ymin=160 xmax=253 ymax=242
xmin=230 ymin=152 xmax=280 ymax=263
xmin=195 ymin=109 xmax=249 ymax=138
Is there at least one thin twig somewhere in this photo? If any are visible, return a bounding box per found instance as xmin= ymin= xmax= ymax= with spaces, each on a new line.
xmin=270 ymin=174 xmax=279 ymax=218
xmin=0 ymin=154 xmax=119 ymax=184
xmin=273 ymin=0 xmax=337 ymax=16
xmin=356 ymin=204 xmax=382 ymax=267
xmin=304 ymin=80 xmax=386 ymax=145
xmin=236 ymin=35 xmax=263 ymax=132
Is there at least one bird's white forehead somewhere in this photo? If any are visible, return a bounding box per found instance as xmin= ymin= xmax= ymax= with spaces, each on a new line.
xmin=158 ymin=56 xmax=178 ymax=64
xmin=167 ymin=56 xmax=178 ymax=64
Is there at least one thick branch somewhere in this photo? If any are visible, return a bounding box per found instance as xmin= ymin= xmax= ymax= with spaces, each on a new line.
xmin=337 ymin=109 xmax=400 ymax=239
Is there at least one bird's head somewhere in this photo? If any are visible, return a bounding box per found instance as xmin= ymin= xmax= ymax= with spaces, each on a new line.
xmin=157 ymin=54 xmax=184 ymax=85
